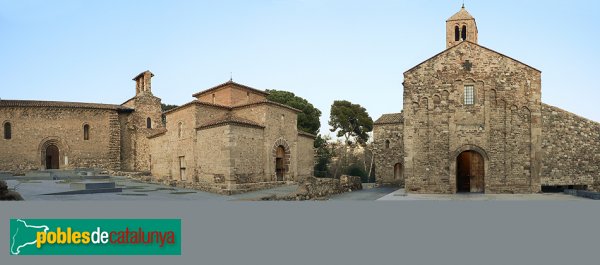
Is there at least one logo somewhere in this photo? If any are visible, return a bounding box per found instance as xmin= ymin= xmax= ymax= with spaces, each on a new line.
xmin=10 ymin=219 xmax=181 ymax=255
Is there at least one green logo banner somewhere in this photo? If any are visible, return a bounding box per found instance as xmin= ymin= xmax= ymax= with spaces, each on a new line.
xmin=9 ymin=219 xmax=181 ymax=255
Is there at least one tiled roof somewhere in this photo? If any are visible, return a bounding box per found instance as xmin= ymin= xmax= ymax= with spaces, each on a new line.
xmin=147 ymin=128 xmax=168 ymax=139
xmin=0 ymin=99 xmax=133 ymax=112
xmin=447 ymin=7 xmax=474 ymax=21
xmin=196 ymin=115 xmax=265 ymax=130
xmin=374 ymin=112 xmax=404 ymax=125
xmin=163 ymin=99 xmax=302 ymax=116
xmin=298 ymin=131 xmax=317 ymax=138
xmin=162 ymin=100 xmax=231 ymax=115
xmin=191 ymin=80 xmax=271 ymax=98
xmin=132 ymin=70 xmax=154 ymax=80
xmin=232 ymin=100 xmax=302 ymax=113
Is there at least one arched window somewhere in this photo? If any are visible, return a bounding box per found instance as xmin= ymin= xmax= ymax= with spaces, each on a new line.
xmin=454 ymin=26 xmax=460 ymax=41
xmin=178 ymin=122 xmax=183 ymax=138
xmin=83 ymin=124 xmax=90 ymax=140
xmin=146 ymin=117 xmax=152 ymax=128
xmin=461 ymin=25 xmax=467 ymax=40
xmin=3 ymin=122 xmax=11 ymax=140
xmin=385 ymin=140 xmax=390 ymax=149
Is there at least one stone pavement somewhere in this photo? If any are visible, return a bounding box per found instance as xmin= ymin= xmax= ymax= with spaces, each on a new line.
xmin=4 ymin=172 xmax=590 ymax=201
xmin=377 ymin=189 xmax=589 ymax=201
xmin=4 ymin=176 xmax=299 ymax=201
xmin=329 ymin=186 xmax=397 ymax=200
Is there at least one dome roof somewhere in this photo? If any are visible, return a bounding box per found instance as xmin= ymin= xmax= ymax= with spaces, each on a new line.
xmin=447 ymin=6 xmax=474 ymax=21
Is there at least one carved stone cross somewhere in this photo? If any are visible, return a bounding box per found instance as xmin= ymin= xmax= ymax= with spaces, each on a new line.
xmin=463 ymin=60 xmax=473 ymax=71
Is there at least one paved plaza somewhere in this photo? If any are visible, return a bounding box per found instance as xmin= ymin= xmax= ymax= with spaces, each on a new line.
xmin=3 ymin=173 xmax=590 ymax=201
xmin=377 ymin=189 xmax=588 ymax=201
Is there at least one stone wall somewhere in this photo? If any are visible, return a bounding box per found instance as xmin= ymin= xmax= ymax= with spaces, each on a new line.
xmin=403 ymin=41 xmax=542 ymax=193
xmin=195 ymin=84 xmax=267 ymax=106
xmin=261 ymin=104 xmax=301 ymax=181
xmin=195 ymin=126 xmax=231 ymax=184
xmin=129 ymin=94 xmax=163 ymax=172
xmin=296 ymin=134 xmax=315 ymax=182
xmin=541 ymin=104 xmax=600 ymax=190
xmin=373 ymin=119 xmax=404 ymax=186
xmin=0 ymin=107 xmax=121 ymax=171
xmin=118 ymin=112 xmax=135 ymax=171
xmin=147 ymin=83 xmax=315 ymax=194
xmin=229 ymin=125 xmax=266 ymax=183
xmin=147 ymin=130 xmax=170 ymax=178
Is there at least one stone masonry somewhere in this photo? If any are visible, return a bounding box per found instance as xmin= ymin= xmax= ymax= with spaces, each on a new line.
xmin=147 ymin=80 xmax=315 ymax=194
xmin=374 ymin=6 xmax=600 ymax=193
xmin=1 ymin=72 xmax=315 ymax=194
xmin=0 ymin=71 xmax=163 ymax=174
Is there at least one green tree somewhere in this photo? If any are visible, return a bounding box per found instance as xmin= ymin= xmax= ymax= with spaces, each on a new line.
xmin=161 ymin=103 xmax=179 ymax=125
xmin=328 ymin=100 xmax=373 ymax=146
xmin=314 ymin=134 xmax=333 ymax=177
xmin=344 ymin=163 xmax=369 ymax=182
xmin=161 ymin=103 xmax=179 ymax=112
xmin=266 ymin=89 xmax=322 ymax=135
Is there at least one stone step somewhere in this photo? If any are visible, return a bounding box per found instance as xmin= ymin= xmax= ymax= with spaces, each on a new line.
xmin=70 ymin=182 xmax=116 ymax=190
xmin=42 ymin=188 xmax=123 ymax=195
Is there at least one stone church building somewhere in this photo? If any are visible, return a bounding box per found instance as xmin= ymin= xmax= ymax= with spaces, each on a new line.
xmin=374 ymin=6 xmax=600 ymax=193
xmin=0 ymin=71 xmax=314 ymax=194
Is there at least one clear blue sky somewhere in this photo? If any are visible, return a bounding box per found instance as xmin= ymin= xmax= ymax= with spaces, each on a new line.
xmin=1 ymin=0 xmax=598 ymax=137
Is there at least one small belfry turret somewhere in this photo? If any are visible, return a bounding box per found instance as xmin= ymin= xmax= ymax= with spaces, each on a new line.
xmin=133 ymin=70 xmax=154 ymax=96
xmin=446 ymin=5 xmax=478 ymax=48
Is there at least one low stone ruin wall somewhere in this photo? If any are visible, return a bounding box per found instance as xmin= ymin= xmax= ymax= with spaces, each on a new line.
xmin=261 ymin=175 xmax=363 ymax=201
xmin=127 ymin=174 xmax=291 ymax=195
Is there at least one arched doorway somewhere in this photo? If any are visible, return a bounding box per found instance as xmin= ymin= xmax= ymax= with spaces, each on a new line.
xmin=456 ymin=150 xmax=484 ymax=193
xmin=393 ymin=163 xmax=403 ymax=180
xmin=45 ymin=145 xmax=60 ymax=169
xmin=275 ymin=146 xmax=286 ymax=181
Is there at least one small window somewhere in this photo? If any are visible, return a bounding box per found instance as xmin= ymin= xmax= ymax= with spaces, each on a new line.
xmin=464 ymin=85 xmax=474 ymax=105
xmin=83 ymin=124 xmax=90 ymax=140
xmin=212 ymin=94 xmax=216 ymax=104
xmin=385 ymin=140 xmax=390 ymax=149
xmin=454 ymin=26 xmax=460 ymax=41
xmin=178 ymin=122 xmax=183 ymax=138
xmin=461 ymin=25 xmax=467 ymax=40
xmin=4 ymin=122 xmax=11 ymax=140
xmin=146 ymin=117 xmax=152 ymax=128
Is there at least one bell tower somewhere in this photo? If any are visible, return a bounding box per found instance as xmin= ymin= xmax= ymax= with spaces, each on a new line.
xmin=446 ymin=5 xmax=478 ymax=48
xmin=133 ymin=70 xmax=154 ymax=96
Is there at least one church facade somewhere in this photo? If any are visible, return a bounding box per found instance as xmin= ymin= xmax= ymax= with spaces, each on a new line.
xmin=146 ymin=80 xmax=315 ymax=193
xmin=374 ymin=7 xmax=600 ymax=193
xmin=0 ymin=71 xmax=314 ymax=194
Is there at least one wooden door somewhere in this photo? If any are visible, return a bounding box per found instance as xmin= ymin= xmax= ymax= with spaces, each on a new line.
xmin=456 ymin=151 xmax=471 ymax=192
xmin=275 ymin=146 xmax=286 ymax=181
xmin=46 ymin=145 xmax=59 ymax=169
xmin=456 ymin=150 xmax=484 ymax=193
xmin=394 ymin=163 xmax=402 ymax=180
xmin=469 ymin=152 xmax=485 ymax=193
